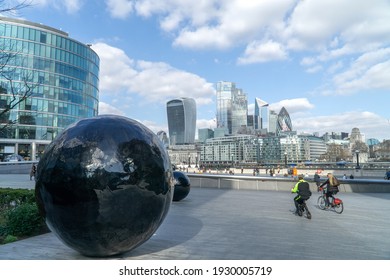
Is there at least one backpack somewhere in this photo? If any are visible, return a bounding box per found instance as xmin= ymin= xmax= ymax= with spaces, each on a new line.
xmin=298 ymin=181 xmax=311 ymax=200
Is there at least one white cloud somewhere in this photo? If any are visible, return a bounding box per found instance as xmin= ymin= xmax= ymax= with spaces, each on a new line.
xmin=131 ymin=60 xmax=215 ymax=104
xmin=284 ymin=0 xmax=390 ymax=51
xmin=91 ymin=42 xmax=215 ymax=109
xmin=110 ymin=0 xmax=390 ymax=97
xmin=98 ymin=102 xmax=125 ymax=116
xmin=137 ymin=120 xmax=167 ymax=134
xmin=174 ymin=0 xmax=294 ymax=50
xmin=306 ymin=65 xmax=323 ymax=74
xmin=105 ymin=0 xmax=133 ymax=19
xmin=98 ymin=104 xmax=168 ymax=134
xmin=330 ymin=48 xmax=390 ymax=94
xmin=29 ymin=0 xmax=84 ymax=14
xmin=335 ymin=60 xmax=390 ymax=94
xmin=293 ymin=111 xmax=389 ymax=140
xmin=197 ymin=118 xmax=216 ymax=130
xmin=237 ymin=40 xmax=287 ymax=64
xmin=269 ymin=98 xmax=315 ymax=114
xmin=91 ymin=43 xmax=137 ymax=93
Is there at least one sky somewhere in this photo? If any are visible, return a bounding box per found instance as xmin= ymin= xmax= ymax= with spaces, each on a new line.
xmin=5 ymin=0 xmax=390 ymax=141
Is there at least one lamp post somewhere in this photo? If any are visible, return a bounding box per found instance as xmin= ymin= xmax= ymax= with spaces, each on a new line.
xmin=195 ymin=154 xmax=198 ymax=168
xmin=284 ymin=152 xmax=287 ymax=167
xmin=188 ymin=154 xmax=191 ymax=168
xmin=355 ymin=150 xmax=360 ymax=169
xmin=231 ymin=153 xmax=234 ymax=168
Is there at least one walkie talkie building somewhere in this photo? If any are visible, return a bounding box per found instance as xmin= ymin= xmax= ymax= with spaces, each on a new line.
xmin=166 ymin=97 xmax=196 ymax=145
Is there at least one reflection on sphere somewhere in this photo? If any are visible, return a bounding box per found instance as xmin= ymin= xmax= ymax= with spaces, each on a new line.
xmin=35 ymin=115 xmax=174 ymax=257
xmin=173 ymin=171 xmax=191 ymax=201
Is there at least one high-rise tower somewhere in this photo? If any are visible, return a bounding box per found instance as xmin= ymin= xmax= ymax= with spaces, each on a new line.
xmin=276 ymin=107 xmax=292 ymax=135
xmin=216 ymin=81 xmax=247 ymax=135
xmin=254 ymin=98 xmax=269 ymax=130
xmin=166 ymin=97 xmax=196 ymax=145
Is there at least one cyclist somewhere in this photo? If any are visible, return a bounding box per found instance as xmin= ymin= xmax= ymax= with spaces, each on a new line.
xmin=291 ymin=174 xmax=312 ymax=215
xmin=319 ymin=173 xmax=340 ymax=207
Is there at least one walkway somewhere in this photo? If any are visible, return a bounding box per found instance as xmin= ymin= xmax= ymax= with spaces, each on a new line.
xmin=1 ymin=187 xmax=390 ymax=260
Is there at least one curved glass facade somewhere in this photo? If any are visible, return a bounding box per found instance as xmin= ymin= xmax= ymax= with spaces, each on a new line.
xmin=276 ymin=107 xmax=292 ymax=135
xmin=167 ymin=98 xmax=196 ymax=145
xmin=0 ymin=17 xmax=99 ymax=160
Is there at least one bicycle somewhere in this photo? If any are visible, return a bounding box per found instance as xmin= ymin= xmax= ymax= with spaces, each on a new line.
xmin=317 ymin=187 xmax=344 ymax=214
xmin=296 ymin=200 xmax=312 ymax=219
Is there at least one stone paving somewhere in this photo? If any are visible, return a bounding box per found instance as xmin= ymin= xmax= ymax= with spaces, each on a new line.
xmin=1 ymin=185 xmax=390 ymax=260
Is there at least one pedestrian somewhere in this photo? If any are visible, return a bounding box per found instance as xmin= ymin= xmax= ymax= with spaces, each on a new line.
xmin=30 ymin=163 xmax=37 ymax=180
xmin=313 ymin=172 xmax=321 ymax=191
xmin=385 ymin=170 xmax=390 ymax=180
xmin=349 ymin=174 xmax=354 ymax=179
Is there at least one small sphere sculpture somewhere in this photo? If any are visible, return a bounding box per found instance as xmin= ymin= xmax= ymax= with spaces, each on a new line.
xmin=35 ymin=115 xmax=174 ymax=257
xmin=172 ymin=171 xmax=191 ymax=201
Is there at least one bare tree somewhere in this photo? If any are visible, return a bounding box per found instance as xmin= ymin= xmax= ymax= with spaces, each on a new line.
xmin=0 ymin=0 xmax=35 ymax=134
xmin=375 ymin=140 xmax=390 ymax=161
xmin=0 ymin=0 xmax=31 ymax=14
xmin=320 ymin=143 xmax=351 ymax=162
xmin=351 ymin=141 xmax=369 ymax=153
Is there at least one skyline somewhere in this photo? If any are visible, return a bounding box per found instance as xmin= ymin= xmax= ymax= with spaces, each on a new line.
xmin=5 ymin=0 xmax=390 ymax=140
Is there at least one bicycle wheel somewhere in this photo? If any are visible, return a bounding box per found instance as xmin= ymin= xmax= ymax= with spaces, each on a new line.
xmin=334 ymin=201 xmax=344 ymax=214
xmin=317 ymin=196 xmax=326 ymax=210
xmin=297 ymin=205 xmax=303 ymax=216
xmin=304 ymin=204 xmax=312 ymax=219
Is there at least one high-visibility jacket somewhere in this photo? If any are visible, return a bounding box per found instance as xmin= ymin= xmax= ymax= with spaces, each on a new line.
xmin=291 ymin=179 xmax=311 ymax=200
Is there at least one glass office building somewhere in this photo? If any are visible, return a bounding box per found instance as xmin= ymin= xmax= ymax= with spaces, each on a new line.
xmin=216 ymin=81 xmax=247 ymax=135
xmin=254 ymin=97 xmax=268 ymax=130
xmin=166 ymin=97 xmax=196 ymax=145
xmin=276 ymin=107 xmax=292 ymax=135
xmin=216 ymin=81 xmax=233 ymax=134
xmin=0 ymin=17 xmax=99 ymax=161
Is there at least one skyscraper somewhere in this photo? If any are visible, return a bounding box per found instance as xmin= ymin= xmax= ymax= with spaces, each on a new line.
xmin=216 ymin=81 xmax=247 ymax=135
xmin=268 ymin=110 xmax=278 ymax=135
xmin=166 ymin=97 xmax=196 ymax=145
xmin=277 ymin=107 xmax=293 ymax=135
xmin=254 ymin=98 xmax=269 ymax=130
xmin=216 ymin=81 xmax=233 ymax=133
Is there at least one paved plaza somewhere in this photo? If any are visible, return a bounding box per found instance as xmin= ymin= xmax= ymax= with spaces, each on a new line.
xmin=1 ymin=175 xmax=390 ymax=260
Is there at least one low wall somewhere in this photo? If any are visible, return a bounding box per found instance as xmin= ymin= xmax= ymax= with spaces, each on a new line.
xmin=0 ymin=161 xmax=38 ymax=174
xmin=187 ymin=173 xmax=390 ymax=193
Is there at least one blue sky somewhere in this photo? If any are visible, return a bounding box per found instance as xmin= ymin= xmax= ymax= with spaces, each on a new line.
xmin=7 ymin=0 xmax=390 ymax=140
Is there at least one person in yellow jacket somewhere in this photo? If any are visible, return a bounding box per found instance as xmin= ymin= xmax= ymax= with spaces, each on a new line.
xmin=291 ymin=175 xmax=312 ymax=216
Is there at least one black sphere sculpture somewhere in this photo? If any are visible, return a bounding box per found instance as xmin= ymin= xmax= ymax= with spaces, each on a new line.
xmin=172 ymin=171 xmax=191 ymax=201
xmin=35 ymin=115 xmax=174 ymax=257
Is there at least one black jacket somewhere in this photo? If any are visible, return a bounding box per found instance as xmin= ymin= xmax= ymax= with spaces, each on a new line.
xmin=320 ymin=179 xmax=339 ymax=192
